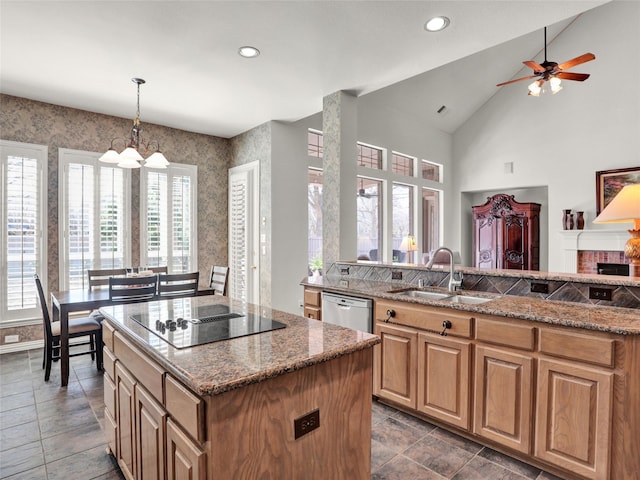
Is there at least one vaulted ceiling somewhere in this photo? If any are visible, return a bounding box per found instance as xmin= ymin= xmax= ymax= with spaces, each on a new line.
xmin=0 ymin=1 xmax=609 ymax=138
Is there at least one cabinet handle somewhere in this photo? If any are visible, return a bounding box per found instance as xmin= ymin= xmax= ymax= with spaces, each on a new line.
xmin=385 ymin=309 xmax=396 ymax=323
xmin=440 ymin=320 xmax=452 ymax=336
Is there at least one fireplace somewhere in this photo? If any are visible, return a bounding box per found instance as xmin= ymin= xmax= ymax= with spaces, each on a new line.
xmin=559 ymin=230 xmax=629 ymax=274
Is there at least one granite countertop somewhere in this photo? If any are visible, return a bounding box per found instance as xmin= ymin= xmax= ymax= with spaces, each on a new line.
xmin=99 ymin=296 xmax=379 ymax=397
xmin=302 ymin=276 xmax=640 ymax=336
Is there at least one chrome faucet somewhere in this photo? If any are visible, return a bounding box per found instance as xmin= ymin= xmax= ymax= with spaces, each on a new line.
xmin=426 ymin=247 xmax=463 ymax=292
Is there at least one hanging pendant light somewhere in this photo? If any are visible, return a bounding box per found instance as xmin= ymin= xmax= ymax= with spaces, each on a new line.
xmin=99 ymin=78 xmax=168 ymax=169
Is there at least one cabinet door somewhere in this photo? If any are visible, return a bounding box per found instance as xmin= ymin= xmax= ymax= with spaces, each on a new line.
xmin=373 ymin=323 xmax=417 ymax=408
xmin=166 ymin=419 xmax=206 ymax=480
xmin=474 ymin=216 xmax=497 ymax=269
xmin=474 ymin=345 xmax=533 ymax=454
xmin=417 ymin=333 xmax=470 ymax=429
xmin=116 ymin=363 xmax=137 ymax=480
xmin=502 ymin=215 xmax=526 ymax=270
xmin=535 ymin=358 xmax=613 ymax=480
xmin=136 ymin=385 xmax=167 ymax=480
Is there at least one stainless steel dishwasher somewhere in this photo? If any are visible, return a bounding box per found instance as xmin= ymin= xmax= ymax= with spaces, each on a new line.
xmin=321 ymin=292 xmax=373 ymax=333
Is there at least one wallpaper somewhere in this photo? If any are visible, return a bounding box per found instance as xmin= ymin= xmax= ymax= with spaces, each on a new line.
xmin=0 ymin=94 xmax=231 ymax=344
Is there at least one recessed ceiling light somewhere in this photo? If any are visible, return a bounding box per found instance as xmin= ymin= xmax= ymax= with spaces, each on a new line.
xmin=424 ymin=16 xmax=450 ymax=32
xmin=238 ymin=46 xmax=260 ymax=58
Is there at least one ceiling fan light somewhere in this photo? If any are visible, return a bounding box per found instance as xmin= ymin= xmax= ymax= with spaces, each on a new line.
xmin=528 ymin=80 xmax=542 ymax=96
xmin=550 ymin=77 xmax=563 ymax=94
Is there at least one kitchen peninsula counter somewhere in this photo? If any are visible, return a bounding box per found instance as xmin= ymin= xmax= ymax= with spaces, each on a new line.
xmin=302 ymin=275 xmax=640 ymax=335
xmin=99 ymin=295 xmax=379 ymax=480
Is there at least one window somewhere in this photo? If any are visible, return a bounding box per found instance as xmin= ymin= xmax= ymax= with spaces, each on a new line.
xmin=356 ymin=177 xmax=382 ymax=260
xmin=141 ymin=163 xmax=197 ymax=273
xmin=422 ymin=188 xmax=441 ymax=255
xmin=392 ymin=183 xmax=415 ymax=261
xmin=308 ymin=130 xmax=323 ymax=158
xmin=59 ymin=149 xmax=130 ymax=290
xmin=391 ymin=152 xmax=415 ymax=177
xmin=1 ymin=140 xmax=47 ymax=322
xmin=421 ymin=160 xmax=441 ymax=182
xmin=357 ymin=143 xmax=383 ymax=170
xmin=308 ymin=168 xmax=323 ymax=273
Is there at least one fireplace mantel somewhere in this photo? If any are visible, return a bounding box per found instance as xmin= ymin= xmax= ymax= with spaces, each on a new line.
xmin=559 ymin=229 xmax=628 ymax=273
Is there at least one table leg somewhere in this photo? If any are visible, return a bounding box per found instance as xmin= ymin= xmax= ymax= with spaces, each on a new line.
xmin=60 ymin=306 xmax=69 ymax=387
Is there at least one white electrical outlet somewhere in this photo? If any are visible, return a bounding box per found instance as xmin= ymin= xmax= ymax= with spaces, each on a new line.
xmin=4 ymin=335 xmax=19 ymax=343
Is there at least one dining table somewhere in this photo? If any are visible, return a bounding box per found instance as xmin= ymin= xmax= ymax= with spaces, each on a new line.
xmin=50 ymin=285 xmax=215 ymax=386
xmin=50 ymin=288 xmax=112 ymax=387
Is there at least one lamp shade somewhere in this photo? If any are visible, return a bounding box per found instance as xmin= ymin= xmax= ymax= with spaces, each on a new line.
xmin=99 ymin=148 xmax=121 ymax=164
xmin=399 ymin=235 xmax=418 ymax=251
xmin=145 ymin=151 xmax=169 ymax=168
xmin=593 ymin=184 xmax=640 ymax=229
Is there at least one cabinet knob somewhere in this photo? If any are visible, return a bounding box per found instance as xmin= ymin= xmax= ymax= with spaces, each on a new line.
xmin=440 ymin=320 xmax=452 ymax=336
xmin=385 ymin=309 xmax=396 ymax=323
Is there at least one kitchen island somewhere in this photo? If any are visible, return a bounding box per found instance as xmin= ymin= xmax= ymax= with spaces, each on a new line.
xmin=99 ymin=295 xmax=379 ymax=480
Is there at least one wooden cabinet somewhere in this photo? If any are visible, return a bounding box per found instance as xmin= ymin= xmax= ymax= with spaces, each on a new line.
xmin=303 ymin=287 xmax=322 ymax=320
xmin=472 ymin=193 xmax=540 ymax=270
xmin=417 ymin=332 xmax=471 ymax=429
xmin=373 ymin=299 xmax=472 ymax=424
xmin=106 ymin=326 xmax=206 ymax=480
xmin=166 ymin=419 xmax=206 ymax=480
xmin=373 ymin=323 xmax=417 ymax=408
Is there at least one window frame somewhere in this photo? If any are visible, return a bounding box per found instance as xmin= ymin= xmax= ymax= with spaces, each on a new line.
xmin=140 ymin=163 xmax=198 ymax=273
xmin=58 ymin=148 xmax=132 ymax=291
xmin=1 ymin=140 xmax=48 ymax=324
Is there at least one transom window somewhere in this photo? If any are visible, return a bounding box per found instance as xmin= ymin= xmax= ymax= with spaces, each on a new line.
xmin=391 ymin=152 xmax=415 ymax=177
xmin=357 ymin=143 xmax=383 ymax=170
xmin=307 ymin=130 xmax=323 ymax=158
xmin=421 ymin=160 xmax=442 ymax=182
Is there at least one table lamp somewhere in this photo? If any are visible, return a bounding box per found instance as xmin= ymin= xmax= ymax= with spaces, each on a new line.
xmin=399 ymin=235 xmax=418 ymax=263
xmin=593 ymin=183 xmax=640 ymax=277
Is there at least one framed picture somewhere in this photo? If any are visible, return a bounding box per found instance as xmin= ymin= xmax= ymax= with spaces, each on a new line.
xmin=596 ymin=167 xmax=640 ymax=215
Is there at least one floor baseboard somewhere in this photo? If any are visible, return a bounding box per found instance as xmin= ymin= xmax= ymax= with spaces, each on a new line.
xmin=0 ymin=340 xmax=43 ymax=354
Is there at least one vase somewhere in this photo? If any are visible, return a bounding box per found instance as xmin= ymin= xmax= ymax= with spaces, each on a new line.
xmin=576 ymin=211 xmax=585 ymax=230
xmin=568 ymin=213 xmax=574 ymax=230
xmin=563 ymin=209 xmax=572 ymax=230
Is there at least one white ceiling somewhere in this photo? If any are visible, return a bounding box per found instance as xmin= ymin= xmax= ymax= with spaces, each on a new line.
xmin=0 ymin=1 xmax=609 ymax=138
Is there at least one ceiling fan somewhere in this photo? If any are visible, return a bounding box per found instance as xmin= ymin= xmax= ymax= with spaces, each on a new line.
xmin=496 ymin=27 xmax=595 ymax=96
xmin=357 ymin=177 xmax=378 ymax=198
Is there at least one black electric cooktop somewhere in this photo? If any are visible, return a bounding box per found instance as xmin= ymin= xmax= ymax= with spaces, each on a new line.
xmin=129 ymin=303 xmax=286 ymax=349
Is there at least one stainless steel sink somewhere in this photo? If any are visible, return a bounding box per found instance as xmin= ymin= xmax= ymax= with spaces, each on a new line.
xmin=393 ymin=290 xmax=453 ymax=300
xmin=441 ymin=295 xmax=493 ymax=305
xmin=391 ymin=289 xmax=495 ymax=304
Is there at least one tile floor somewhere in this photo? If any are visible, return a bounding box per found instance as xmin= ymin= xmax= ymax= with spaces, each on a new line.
xmin=1 ymin=349 xmax=564 ymax=480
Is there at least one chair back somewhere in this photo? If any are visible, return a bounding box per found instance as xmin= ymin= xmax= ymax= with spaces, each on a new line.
xmin=147 ymin=266 xmax=168 ymax=274
xmin=209 ymin=266 xmax=229 ymax=296
xmin=88 ymin=268 xmax=127 ymax=291
xmin=34 ymin=274 xmax=54 ymax=342
xmin=157 ymin=272 xmax=199 ymax=298
xmin=109 ymin=275 xmax=158 ymax=303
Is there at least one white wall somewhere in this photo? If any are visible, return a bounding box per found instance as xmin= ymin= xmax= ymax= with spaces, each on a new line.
xmin=453 ymin=1 xmax=640 ymax=272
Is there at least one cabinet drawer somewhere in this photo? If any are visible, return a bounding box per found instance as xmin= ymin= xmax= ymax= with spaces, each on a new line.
xmin=103 ymin=346 xmax=117 ymax=381
xmin=539 ymin=328 xmax=615 ymax=368
xmin=104 ymin=373 xmax=116 ymax=418
xmin=304 ymin=306 xmax=321 ymax=320
xmin=376 ymin=300 xmax=473 ymax=338
xmin=165 ymin=374 xmax=205 ymax=443
xmin=304 ymin=288 xmax=322 ymax=308
xmin=103 ymin=321 xmax=115 ymax=352
xmin=475 ymin=316 xmax=535 ymax=351
xmin=114 ymin=332 xmax=165 ymax=402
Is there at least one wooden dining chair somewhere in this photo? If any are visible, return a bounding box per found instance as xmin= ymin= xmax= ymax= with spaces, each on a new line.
xmin=209 ymin=266 xmax=229 ymax=296
xmin=34 ymin=274 xmax=103 ymax=381
xmin=146 ymin=266 xmax=168 ymax=274
xmin=88 ymin=268 xmax=127 ymax=291
xmin=157 ymin=272 xmax=199 ymax=298
xmin=108 ymin=275 xmax=159 ymax=303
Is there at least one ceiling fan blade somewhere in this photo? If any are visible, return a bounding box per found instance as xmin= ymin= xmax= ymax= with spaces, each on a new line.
xmin=557 ymin=52 xmax=595 ymax=70
xmin=496 ymin=75 xmax=537 ymax=87
xmin=523 ymin=60 xmax=545 ymax=72
xmin=555 ymin=72 xmax=591 ymax=81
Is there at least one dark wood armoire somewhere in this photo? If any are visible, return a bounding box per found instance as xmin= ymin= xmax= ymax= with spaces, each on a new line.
xmin=472 ymin=194 xmax=541 ymax=271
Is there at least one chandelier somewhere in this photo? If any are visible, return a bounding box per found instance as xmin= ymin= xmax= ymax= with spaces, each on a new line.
xmin=99 ymin=78 xmax=169 ymax=169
